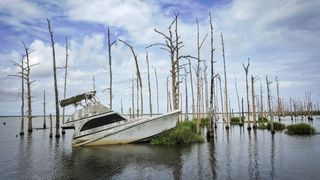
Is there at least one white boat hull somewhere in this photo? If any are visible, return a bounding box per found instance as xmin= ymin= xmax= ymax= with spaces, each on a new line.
xmin=73 ymin=110 xmax=180 ymax=146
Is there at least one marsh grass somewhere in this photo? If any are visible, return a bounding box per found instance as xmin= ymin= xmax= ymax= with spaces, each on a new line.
xmin=286 ymin=123 xmax=316 ymax=135
xmin=150 ymin=120 xmax=204 ymax=145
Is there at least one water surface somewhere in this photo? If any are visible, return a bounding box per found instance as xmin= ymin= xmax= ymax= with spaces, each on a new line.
xmin=0 ymin=116 xmax=320 ymax=179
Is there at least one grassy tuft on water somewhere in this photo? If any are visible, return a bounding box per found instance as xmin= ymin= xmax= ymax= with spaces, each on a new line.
xmin=286 ymin=123 xmax=316 ymax=135
xmin=258 ymin=117 xmax=269 ymax=122
xmin=258 ymin=122 xmax=267 ymax=129
xmin=231 ymin=117 xmax=240 ymax=124
xmin=150 ymin=120 xmax=204 ymax=145
xmin=267 ymin=121 xmax=286 ymax=131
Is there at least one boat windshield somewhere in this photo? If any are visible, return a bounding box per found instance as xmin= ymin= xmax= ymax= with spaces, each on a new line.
xmin=80 ymin=113 xmax=126 ymax=132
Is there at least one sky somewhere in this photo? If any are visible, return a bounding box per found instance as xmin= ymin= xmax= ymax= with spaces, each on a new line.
xmin=0 ymin=0 xmax=319 ymax=116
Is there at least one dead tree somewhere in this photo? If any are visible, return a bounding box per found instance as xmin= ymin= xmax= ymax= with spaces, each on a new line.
xmin=259 ymin=82 xmax=264 ymax=119
xmin=241 ymin=97 xmax=245 ymax=122
xmin=49 ymin=114 xmax=53 ymax=138
xmin=221 ymin=32 xmax=229 ymax=129
xmin=47 ymin=19 xmax=60 ymax=138
xmin=166 ymin=76 xmax=170 ymax=112
xmin=107 ymin=28 xmax=116 ymax=109
xmin=22 ymin=42 xmax=38 ymax=133
xmin=62 ymin=36 xmax=69 ymax=135
xmin=251 ymin=75 xmax=258 ymax=129
xmin=204 ymin=64 xmax=209 ymax=116
xmin=153 ymin=67 xmax=159 ymax=115
xmin=208 ymin=13 xmax=217 ymax=136
xmin=242 ymin=58 xmax=250 ymax=130
xmin=275 ymin=76 xmax=281 ymax=121
xmin=187 ymin=58 xmax=195 ymax=118
xmin=218 ymin=75 xmax=225 ymax=123
xmin=43 ymin=90 xmax=46 ymax=129
xmin=119 ymin=39 xmax=143 ymax=116
xmin=136 ymin=77 xmax=139 ymax=116
xmin=266 ymin=76 xmax=275 ymax=134
xmin=147 ymin=14 xmax=183 ymax=112
xmin=234 ymin=76 xmax=242 ymax=125
xmin=8 ymin=55 xmax=27 ymax=135
xmin=131 ymin=77 xmax=135 ymax=118
xmin=146 ymin=52 xmax=152 ymax=116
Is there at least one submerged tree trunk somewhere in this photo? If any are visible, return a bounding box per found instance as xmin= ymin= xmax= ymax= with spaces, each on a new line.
xmin=235 ymin=76 xmax=242 ymax=126
xmin=242 ymin=59 xmax=250 ymax=130
xmin=49 ymin=114 xmax=53 ymax=138
xmin=146 ymin=52 xmax=152 ymax=116
xmin=221 ymin=32 xmax=229 ymax=129
xmin=47 ymin=19 xmax=60 ymax=138
xmin=43 ymin=90 xmax=46 ymax=129
xmin=132 ymin=77 xmax=135 ymax=118
xmin=153 ymin=67 xmax=159 ymax=115
xmin=251 ymin=75 xmax=257 ymax=129
xmin=266 ymin=76 xmax=275 ymax=134
xmin=218 ymin=75 xmax=224 ymax=123
xmin=119 ymin=39 xmax=143 ymax=116
xmin=188 ymin=59 xmax=195 ymax=119
xmin=20 ymin=55 xmax=25 ymax=135
xmin=276 ymin=76 xmax=281 ymax=121
xmin=62 ymin=36 xmax=69 ymax=135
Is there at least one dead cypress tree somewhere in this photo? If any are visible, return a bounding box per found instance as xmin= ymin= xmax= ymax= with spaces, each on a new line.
xmin=241 ymin=97 xmax=245 ymax=122
xmin=260 ymin=82 xmax=264 ymax=119
xmin=221 ymin=32 xmax=229 ymax=129
xmin=242 ymin=58 xmax=250 ymax=130
xmin=131 ymin=77 xmax=135 ymax=118
xmin=119 ymin=39 xmax=143 ymax=116
xmin=147 ymin=15 xmax=183 ymax=112
xmin=187 ymin=58 xmax=195 ymax=118
xmin=208 ymin=13 xmax=217 ymax=136
xmin=234 ymin=76 xmax=242 ymax=126
xmin=62 ymin=36 xmax=69 ymax=135
xmin=251 ymin=75 xmax=258 ymax=129
xmin=107 ymin=28 xmax=116 ymax=109
xmin=218 ymin=75 xmax=225 ymax=123
xmin=9 ymin=55 xmax=26 ymax=135
xmin=275 ymin=76 xmax=281 ymax=121
xmin=22 ymin=42 xmax=34 ymax=133
xmin=153 ymin=67 xmax=159 ymax=115
xmin=266 ymin=76 xmax=275 ymax=134
xmin=43 ymin=90 xmax=46 ymax=129
xmin=146 ymin=52 xmax=152 ymax=116
xmin=47 ymin=19 xmax=60 ymax=138
xmin=49 ymin=114 xmax=53 ymax=138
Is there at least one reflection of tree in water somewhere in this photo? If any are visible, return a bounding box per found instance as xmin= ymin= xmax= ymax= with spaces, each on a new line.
xmin=270 ymin=134 xmax=275 ymax=180
xmin=208 ymin=137 xmax=217 ymax=179
xmin=225 ymin=129 xmax=232 ymax=180
xmin=248 ymin=129 xmax=260 ymax=180
xmin=71 ymin=144 xmax=189 ymax=179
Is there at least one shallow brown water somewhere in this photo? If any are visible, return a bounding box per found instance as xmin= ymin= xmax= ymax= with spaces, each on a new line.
xmin=0 ymin=116 xmax=320 ymax=179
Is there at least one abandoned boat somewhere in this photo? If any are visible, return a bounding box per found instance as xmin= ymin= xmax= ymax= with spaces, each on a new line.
xmin=60 ymin=91 xmax=180 ymax=147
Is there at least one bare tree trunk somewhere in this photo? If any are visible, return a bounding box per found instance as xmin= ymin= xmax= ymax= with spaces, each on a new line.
xmin=276 ymin=76 xmax=281 ymax=121
xmin=153 ymin=67 xmax=159 ymax=115
xmin=266 ymin=76 xmax=275 ymax=134
xmin=49 ymin=114 xmax=53 ymax=138
xmin=241 ymin=97 xmax=244 ymax=123
xmin=184 ymin=74 xmax=188 ymax=120
xmin=218 ymin=76 xmax=224 ymax=123
xmin=132 ymin=77 xmax=135 ymax=118
xmin=119 ymin=39 xmax=143 ymax=116
xmin=107 ymin=28 xmax=116 ymax=109
xmin=221 ymin=32 xmax=229 ymax=129
xmin=234 ymin=76 xmax=242 ymax=125
xmin=208 ymin=13 xmax=216 ymax=136
xmin=62 ymin=36 xmax=69 ymax=135
xmin=43 ymin=90 xmax=46 ymax=129
xmin=136 ymin=76 xmax=139 ymax=117
xmin=167 ymin=76 xmax=169 ymax=112
xmin=146 ymin=52 xmax=152 ymax=116
xmin=188 ymin=59 xmax=195 ymax=118
xmin=47 ymin=19 xmax=60 ymax=138
xmin=20 ymin=56 xmax=25 ymax=135
xmin=242 ymin=59 xmax=250 ymax=130
xmin=22 ymin=42 xmax=33 ymax=133
xmin=260 ymin=82 xmax=264 ymax=119
xmin=251 ymin=75 xmax=257 ymax=129
xmin=204 ymin=69 xmax=209 ymax=117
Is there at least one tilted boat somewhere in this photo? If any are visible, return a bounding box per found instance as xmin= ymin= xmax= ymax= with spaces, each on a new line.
xmin=60 ymin=91 xmax=180 ymax=147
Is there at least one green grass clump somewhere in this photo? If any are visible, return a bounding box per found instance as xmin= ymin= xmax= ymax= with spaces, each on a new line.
xmin=258 ymin=122 xmax=267 ymax=129
xmin=286 ymin=123 xmax=316 ymax=135
xmin=200 ymin=117 xmax=209 ymax=126
xmin=231 ymin=117 xmax=240 ymax=124
xmin=150 ymin=120 xmax=204 ymax=145
xmin=258 ymin=117 xmax=269 ymax=122
xmin=267 ymin=121 xmax=285 ymax=131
